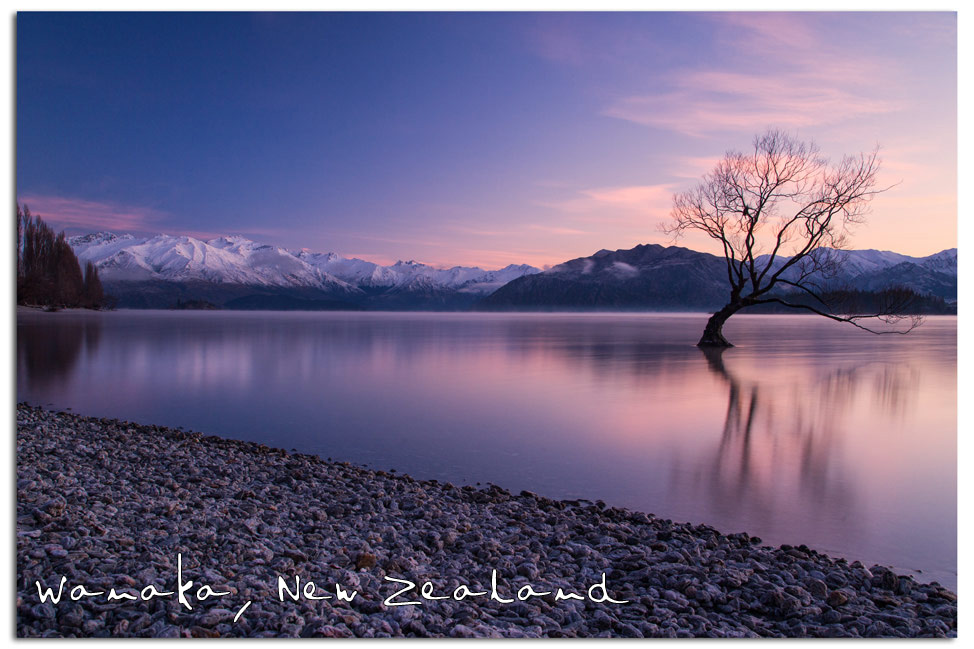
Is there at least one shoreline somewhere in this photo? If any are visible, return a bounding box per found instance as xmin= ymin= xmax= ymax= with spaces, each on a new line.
xmin=18 ymin=304 xmax=957 ymax=316
xmin=17 ymin=404 xmax=957 ymax=638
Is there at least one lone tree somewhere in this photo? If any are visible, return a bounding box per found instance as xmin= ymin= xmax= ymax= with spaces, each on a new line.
xmin=664 ymin=129 xmax=920 ymax=347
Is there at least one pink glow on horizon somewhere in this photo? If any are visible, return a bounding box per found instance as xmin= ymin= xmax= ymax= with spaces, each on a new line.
xmin=16 ymin=194 xmax=318 ymax=249
xmin=18 ymin=179 xmax=955 ymax=272
xmin=15 ymin=13 xmax=955 ymax=271
xmin=18 ymin=194 xmax=165 ymax=233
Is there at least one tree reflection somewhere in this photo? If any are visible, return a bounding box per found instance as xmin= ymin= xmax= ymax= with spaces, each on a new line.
xmin=17 ymin=316 xmax=102 ymax=394
xmin=693 ymin=346 xmax=920 ymax=538
xmin=695 ymin=346 xmax=855 ymax=534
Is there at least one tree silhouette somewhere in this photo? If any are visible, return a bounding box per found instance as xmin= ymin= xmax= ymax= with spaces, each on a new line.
xmin=83 ymin=261 xmax=105 ymax=308
xmin=16 ymin=203 xmax=107 ymax=309
xmin=664 ymin=129 xmax=921 ymax=347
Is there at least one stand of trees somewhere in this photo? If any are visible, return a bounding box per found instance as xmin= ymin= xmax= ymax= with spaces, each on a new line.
xmin=17 ymin=203 xmax=109 ymax=309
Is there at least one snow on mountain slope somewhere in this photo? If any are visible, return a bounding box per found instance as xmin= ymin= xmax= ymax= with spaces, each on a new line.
xmin=288 ymin=251 xmax=540 ymax=293
xmin=835 ymin=249 xmax=912 ymax=272
xmin=70 ymin=232 xmax=360 ymax=293
xmin=754 ymin=247 xmax=955 ymax=280
xmin=457 ymin=264 xmax=542 ymax=293
xmin=919 ymin=248 xmax=957 ymax=274
xmin=70 ymin=232 xmax=541 ymax=295
xmin=71 ymin=230 xmax=948 ymax=302
xmin=293 ymin=251 xmax=405 ymax=288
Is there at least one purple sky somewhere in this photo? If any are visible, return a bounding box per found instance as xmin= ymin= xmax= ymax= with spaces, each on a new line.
xmin=17 ymin=12 xmax=957 ymax=268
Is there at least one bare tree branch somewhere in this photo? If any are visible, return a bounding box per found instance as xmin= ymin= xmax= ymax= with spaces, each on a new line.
xmin=661 ymin=129 xmax=915 ymax=347
xmin=751 ymin=297 xmax=923 ymax=335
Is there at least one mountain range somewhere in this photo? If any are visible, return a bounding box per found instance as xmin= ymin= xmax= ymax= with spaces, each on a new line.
xmin=68 ymin=232 xmax=540 ymax=310
xmin=68 ymin=232 xmax=957 ymax=312
xmin=478 ymin=244 xmax=957 ymax=312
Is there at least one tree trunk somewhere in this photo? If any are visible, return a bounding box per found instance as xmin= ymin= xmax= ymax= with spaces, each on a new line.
xmin=697 ymin=303 xmax=741 ymax=347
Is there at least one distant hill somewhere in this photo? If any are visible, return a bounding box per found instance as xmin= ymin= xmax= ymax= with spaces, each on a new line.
xmin=479 ymin=244 xmax=957 ymax=312
xmin=479 ymin=244 xmax=732 ymax=311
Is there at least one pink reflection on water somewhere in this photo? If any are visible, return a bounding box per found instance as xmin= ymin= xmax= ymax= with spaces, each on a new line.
xmin=17 ymin=311 xmax=956 ymax=588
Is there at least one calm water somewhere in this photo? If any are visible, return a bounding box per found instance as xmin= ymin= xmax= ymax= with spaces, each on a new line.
xmin=17 ymin=309 xmax=957 ymax=588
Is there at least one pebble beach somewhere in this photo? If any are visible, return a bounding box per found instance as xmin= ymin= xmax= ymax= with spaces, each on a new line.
xmin=16 ymin=404 xmax=957 ymax=638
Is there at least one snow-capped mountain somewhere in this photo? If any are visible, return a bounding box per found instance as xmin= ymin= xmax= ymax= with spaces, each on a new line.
xmin=70 ymin=232 xmax=360 ymax=293
xmin=481 ymin=244 xmax=957 ymax=311
xmin=69 ymin=231 xmax=953 ymax=311
xmin=68 ymin=231 xmax=542 ymax=309
xmin=292 ymin=249 xmax=538 ymax=294
xmin=915 ymin=248 xmax=958 ymax=275
xmin=756 ymin=247 xmax=958 ymax=279
xmin=749 ymin=247 xmax=958 ymax=301
xmin=480 ymin=244 xmax=733 ymax=311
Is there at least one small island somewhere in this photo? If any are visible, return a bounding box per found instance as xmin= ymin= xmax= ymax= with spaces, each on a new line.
xmin=171 ymin=298 xmax=220 ymax=310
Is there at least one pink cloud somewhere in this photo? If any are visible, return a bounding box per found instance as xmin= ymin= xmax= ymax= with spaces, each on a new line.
xmin=528 ymin=184 xmax=678 ymax=258
xmin=14 ymin=194 xmax=297 ymax=245
xmin=707 ymin=13 xmax=891 ymax=86
xmin=872 ymin=142 xmax=956 ymax=183
xmin=581 ymin=185 xmax=674 ymax=206
xmin=605 ymin=13 xmax=905 ymax=137
xmin=17 ymin=194 xmax=166 ymax=233
xmin=443 ymin=224 xmax=521 ymax=238
xmin=670 ymin=155 xmax=726 ymax=179
xmin=539 ymin=184 xmax=675 ymax=218
xmin=605 ymin=71 xmax=901 ymax=137
xmin=523 ymin=224 xmax=590 ymax=236
xmin=710 ymin=12 xmax=821 ymax=52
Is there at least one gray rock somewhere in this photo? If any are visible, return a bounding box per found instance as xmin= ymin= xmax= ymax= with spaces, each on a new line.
xmin=14 ymin=405 xmax=957 ymax=639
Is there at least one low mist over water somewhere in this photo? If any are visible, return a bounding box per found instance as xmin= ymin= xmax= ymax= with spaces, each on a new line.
xmin=17 ymin=310 xmax=956 ymax=589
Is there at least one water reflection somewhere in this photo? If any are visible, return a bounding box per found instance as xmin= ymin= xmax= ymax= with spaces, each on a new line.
xmin=17 ymin=314 xmax=102 ymax=394
xmin=693 ymin=346 xmax=857 ymax=537
xmin=16 ymin=310 xmax=956 ymax=588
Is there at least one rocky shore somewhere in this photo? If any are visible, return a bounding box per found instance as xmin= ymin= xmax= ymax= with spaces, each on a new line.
xmin=17 ymin=404 xmax=957 ymax=638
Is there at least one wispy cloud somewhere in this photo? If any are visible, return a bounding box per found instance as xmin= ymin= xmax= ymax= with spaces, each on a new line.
xmin=603 ymin=13 xmax=905 ymax=137
xmin=442 ymin=224 xmax=521 ymax=238
xmin=539 ymin=184 xmax=674 ymax=219
xmin=581 ymin=185 xmax=673 ymax=207
xmin=15 ymin=194 xmax=306 ymax=245
xmin=525 ymin=224 xmax=591 ymax=236
xmin=669 ymin=155 xmax=725 ymax=179
xmin=446 ymin=222 xmax=593 ymax=237
xmin=17 ymin=194 xmax=167 ymax=233
xmin=605 ymin=71 xmax=901 ymax=137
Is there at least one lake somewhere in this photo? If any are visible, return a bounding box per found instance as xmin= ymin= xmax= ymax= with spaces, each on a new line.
xmin=16 ymin=309 xmax=957 ymax=589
